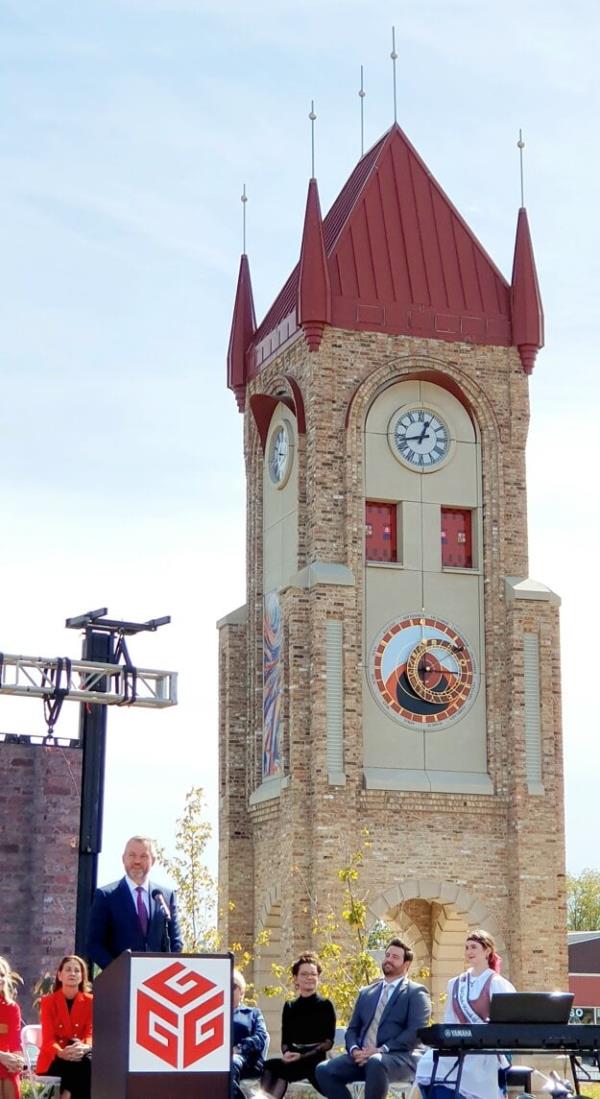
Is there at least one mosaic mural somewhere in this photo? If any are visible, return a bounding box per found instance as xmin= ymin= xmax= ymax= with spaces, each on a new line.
xmin=263 ymin=590 xmax=283 ymax=777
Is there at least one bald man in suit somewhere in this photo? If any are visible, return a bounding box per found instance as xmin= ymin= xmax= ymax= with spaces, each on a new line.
xmin=87 ymin=835 xmax=183 ymax=969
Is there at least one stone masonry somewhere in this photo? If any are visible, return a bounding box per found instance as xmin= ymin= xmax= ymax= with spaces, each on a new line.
xmin=0 ymin=741 xmax=82 ymax=1019
xmin=218 ymin=320 xmax=566 ymax=1010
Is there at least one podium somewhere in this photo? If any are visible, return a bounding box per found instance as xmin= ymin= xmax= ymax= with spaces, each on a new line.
xmin=92 ymin=951 xmax=232 ymax=1098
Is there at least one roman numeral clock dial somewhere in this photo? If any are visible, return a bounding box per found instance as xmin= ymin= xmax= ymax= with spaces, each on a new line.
xmin=268 ymin=420 xmax=294 ymax=488
xmin=388 ymin=406 xmax=452 ymax=470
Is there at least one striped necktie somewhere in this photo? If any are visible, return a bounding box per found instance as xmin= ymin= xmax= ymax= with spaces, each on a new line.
xmin=365 ymin=982 xmax=391 ymax=1047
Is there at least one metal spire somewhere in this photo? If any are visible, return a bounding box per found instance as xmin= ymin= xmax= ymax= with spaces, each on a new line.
xmin=517 ymin=129 xmax=525 ymax=208
xmin=241 ymin=183 xmax=248 ymax=253
xmin=390 ymin=26 xmax=398 ymax=123
xmin=359 ymin=65 xmax=366 ymax=156
xmin=309 ymin=100 xmax=317 ymax=177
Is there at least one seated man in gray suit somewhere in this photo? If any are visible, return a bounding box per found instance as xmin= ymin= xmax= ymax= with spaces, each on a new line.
xmin=316 ymin=938 xmax=430 ymax=1099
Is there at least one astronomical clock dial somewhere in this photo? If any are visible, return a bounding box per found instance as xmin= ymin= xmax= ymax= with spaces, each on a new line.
xmin=388 ymin=406 xmax=452 ymax=471
xmin=369 ymin=615 xmax=478 ymax=728
xmin=268 ymin=420 xmax=294 ymax=488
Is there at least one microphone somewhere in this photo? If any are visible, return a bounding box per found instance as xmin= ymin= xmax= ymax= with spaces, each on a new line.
xmin=152 ymin=889 xmax=171 ymax=919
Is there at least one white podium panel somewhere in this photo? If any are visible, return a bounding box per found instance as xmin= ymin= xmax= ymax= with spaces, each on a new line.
xmin=128 ymin=955 xmax=231 ymax=1072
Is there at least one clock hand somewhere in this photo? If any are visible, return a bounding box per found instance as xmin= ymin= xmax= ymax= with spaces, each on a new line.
xmin=404 ymin=429 xmax=431 ymax=443
xmin=418 ymin=420 xmax=431 ymax=443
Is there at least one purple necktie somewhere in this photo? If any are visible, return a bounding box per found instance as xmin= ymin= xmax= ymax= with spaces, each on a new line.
xmin=136 ymin=886 xmax=149 ymax=936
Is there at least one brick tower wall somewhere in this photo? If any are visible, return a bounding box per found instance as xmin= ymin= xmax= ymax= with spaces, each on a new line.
xmin=218 ymin=326 xmax=566 ymax=995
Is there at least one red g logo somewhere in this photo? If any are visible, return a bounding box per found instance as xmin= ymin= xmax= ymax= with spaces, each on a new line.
xmin=136 ymin=961 xmax=225 ymax=1069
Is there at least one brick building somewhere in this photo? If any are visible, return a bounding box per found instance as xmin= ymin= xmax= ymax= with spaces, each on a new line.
xmin=569 ymin=932 xmax=600 ymax=1023
xmin=218 ymin=122 xmax=566 ymax=1023
xmin=0 ymin=739 xmax=81 ymax=1019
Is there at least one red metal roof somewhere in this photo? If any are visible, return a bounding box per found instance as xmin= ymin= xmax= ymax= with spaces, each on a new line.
xmin=297 ymin=177 xmax=331 ymax=351
xmin=227 ymin=253 xmax=256 ymax=410
xmin=249 ymin=123 xmax=514 ymax=374
xmin=511 ymin=206 xmax=544 ymax=374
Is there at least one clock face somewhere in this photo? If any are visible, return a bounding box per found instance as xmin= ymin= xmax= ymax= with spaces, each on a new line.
xmin=369 ymin=614 xmax=478 ymax=728
xmin=268 ymin=421 xmax=293 ymax=488
xmin=388 ymin=406 xmax=451 ymax=470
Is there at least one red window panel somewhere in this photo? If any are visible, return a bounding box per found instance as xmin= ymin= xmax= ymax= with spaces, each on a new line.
xmin=441 ymin=508 xmax=473 ymax=568
xmin=366 ymin=502 xmax=397 ymax=562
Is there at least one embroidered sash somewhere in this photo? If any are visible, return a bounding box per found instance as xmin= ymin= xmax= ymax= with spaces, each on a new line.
xmin=452 ymin=970 xmax=493 ymax=1025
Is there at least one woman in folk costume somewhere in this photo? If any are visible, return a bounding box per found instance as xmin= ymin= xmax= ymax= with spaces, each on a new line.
xmin=416 ymin=929 xmax=515 ymax=1099
xmin=0 ymin=957 xmax=24 ymax=1099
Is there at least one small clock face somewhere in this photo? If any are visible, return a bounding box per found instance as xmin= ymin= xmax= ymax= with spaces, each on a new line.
xmin=388 ymin=406 xmax=451 ymax=470
xmin=268 ymin=421 xmax=293 ymax=488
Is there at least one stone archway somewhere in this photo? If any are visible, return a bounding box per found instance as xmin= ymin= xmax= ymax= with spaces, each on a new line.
xmin=368 ymin=878 xmax=507 ymax=1014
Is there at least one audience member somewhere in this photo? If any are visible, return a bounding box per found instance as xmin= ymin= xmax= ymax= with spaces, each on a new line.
xmin=0 ymin=957 xmax=24 ymax=1099
xmin=37 ymin=955 xmax=93 ymax=1099
xmin=316 ymin=938 xmax=430 ymax=1099
xmin=261 ymin=952 xmax=336 ymax=1099
xmin=232 ymin=968 xmax=269 ymax=1099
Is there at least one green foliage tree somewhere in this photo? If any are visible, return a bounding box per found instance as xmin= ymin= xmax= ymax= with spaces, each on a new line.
xmin=264 ymin=837 xmax=431 ymax=1026
xmin=156 ymin=786 xmax=217 ymax=951
xmin=567 ymin=868 xmax=600 ymax=930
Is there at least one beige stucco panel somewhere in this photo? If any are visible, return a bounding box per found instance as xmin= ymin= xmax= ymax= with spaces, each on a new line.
xmin=362 ymin=683 xmax=426 ymax=769
xmin=364 ymin=377 xmax=423 ymax=434
xmin=423 ymin=571 xmax=484 ymax=664
xmin=263 ymin=411 xmax=299 ymax=590
xmin=400 ymin=501 xmax=423 ymax=570
xmin=422 ymin=688 xmax=488 ymax=772
xmin=365 ymin=379 xmax=476 ymax=444
xmin=263 ymin=522 xmax=283 ymax=592
xmin=281 ymin=510 xmax=299 ymax=586
xmin=365 ymin=565 xmax=423 ymax=640
xmin=420 ymin=441 xmax=479 ymax=506
xmin=364 ymin=430 xmax=422 ymax=501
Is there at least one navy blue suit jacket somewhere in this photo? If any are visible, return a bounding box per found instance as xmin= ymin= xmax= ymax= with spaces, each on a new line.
xmin=345 ymin=978 xmax=431 ymax=1070
xmin=86 ymin=876 xmax=183 ymax=970
xmin=233 ymin=1004 xmax=269 ymax=1072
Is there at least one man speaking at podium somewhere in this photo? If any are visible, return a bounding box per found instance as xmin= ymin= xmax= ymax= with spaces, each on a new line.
xmin=87 ymin=835 xmax=183 ymax=970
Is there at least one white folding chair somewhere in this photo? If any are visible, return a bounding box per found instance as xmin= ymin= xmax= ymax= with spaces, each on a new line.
xmin=20 ymin=1024 xmax=62 ymax=1098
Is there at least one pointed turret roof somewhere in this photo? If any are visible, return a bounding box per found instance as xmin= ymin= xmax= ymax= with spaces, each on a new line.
xmin=248 ymin=123 xmax=514 ymax=375
xmin=227 ymin=253 xmax=256 ymax=410
xmin=297 ymin=177 xmax=331 ymax=352
xmin=511 ymin=207 xmax=544 ymax=374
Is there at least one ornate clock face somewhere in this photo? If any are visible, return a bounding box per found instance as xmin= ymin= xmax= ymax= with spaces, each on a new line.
xmin=268 ymin=421 xmax=293 ymax=488
xmin=369 ymin=615 xmax=478 ymax=728
xmin=388 ymin=406 xmax=451 ymax=470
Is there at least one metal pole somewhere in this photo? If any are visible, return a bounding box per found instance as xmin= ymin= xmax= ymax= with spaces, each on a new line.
xmin=74 ymin=626 xmax=113 ymax=957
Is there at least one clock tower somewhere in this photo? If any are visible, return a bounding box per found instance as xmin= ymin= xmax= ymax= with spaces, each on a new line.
xmin=218 ymin=123 xmax=566 ymax=1008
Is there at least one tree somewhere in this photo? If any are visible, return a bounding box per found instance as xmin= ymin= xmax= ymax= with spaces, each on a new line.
xmin=567 ymin=869 xmax=600 ymax=931
xmin=157 ymin=786 xmax=217 ymax=951
xmin=264 ymin=837 xmax=432 ymax=1025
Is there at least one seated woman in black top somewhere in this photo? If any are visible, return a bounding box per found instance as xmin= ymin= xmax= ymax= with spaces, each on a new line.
xmin=261 ymin=952 xmax=336 ymax=1099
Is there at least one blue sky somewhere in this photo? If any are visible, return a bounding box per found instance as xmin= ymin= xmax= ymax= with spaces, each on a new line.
xmin=1 ymin=0 xmax=598 ymax=883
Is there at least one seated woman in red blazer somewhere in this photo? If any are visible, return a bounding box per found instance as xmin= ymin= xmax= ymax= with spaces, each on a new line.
xmin=37 ymin=955 xmax=93 ymax=1099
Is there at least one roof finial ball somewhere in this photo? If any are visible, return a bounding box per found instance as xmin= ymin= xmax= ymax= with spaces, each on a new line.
xmin=390 ymin=26 xmax=398 ymax=124
xmin=241 ymin=183 xmax=248 ymax=255
xmin=309 ymin=100 xmax=317 ymax=179
xmin=517 ymin=128 xmax=525 ymax=209
xmin=359 ymin=65 xmax=366 ymax=157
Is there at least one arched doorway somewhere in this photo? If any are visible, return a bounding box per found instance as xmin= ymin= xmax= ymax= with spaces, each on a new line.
xmin=368 ymin=878 xmax=506 ymax=1013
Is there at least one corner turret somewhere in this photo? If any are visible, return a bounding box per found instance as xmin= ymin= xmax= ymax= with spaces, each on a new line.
xmin=227 ymin=253 xmax=256 ymax=411
xmin=511 ymin=207 xmax=544 ymax=374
